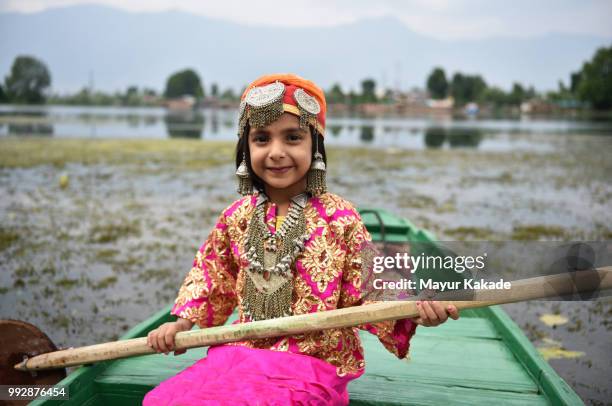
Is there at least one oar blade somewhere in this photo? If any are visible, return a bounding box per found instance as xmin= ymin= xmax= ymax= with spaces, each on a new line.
xmin=1 ymin=320 xmax=66 ymax=386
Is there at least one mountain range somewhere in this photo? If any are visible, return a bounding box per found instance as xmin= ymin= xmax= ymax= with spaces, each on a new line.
xmin=1 ymin=5 xmax=610 ymax=93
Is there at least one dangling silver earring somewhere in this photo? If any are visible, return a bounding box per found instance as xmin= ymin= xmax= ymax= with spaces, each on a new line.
xmin=306 ymin=133 xmax=327 ymax=196
xmin=236 ymin=151 xmax=253 ymax=196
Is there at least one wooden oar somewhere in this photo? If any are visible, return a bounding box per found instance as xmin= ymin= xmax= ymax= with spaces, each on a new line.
xmin=15 ymin=266 xmax=611 ymax=372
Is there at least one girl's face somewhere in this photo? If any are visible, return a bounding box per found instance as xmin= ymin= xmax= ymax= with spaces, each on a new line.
xmin=248 ymin=113 xmax=312 ymax=196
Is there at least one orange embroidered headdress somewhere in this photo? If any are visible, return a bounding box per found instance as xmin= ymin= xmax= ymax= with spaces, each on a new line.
xmin=238 ymin=74 xmax=327 ymax=138
xmin=236 ymin=73 xmax=328 ymax=197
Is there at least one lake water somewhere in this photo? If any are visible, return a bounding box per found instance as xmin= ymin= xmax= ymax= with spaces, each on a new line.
xmin=1 ymin=104 xmax=611 ymax=152
xmin=0 ymin=104 xmax=611 ymax=403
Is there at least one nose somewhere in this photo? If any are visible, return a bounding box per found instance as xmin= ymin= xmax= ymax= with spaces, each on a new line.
xmin=267 ymin=138 xmax=287 ymax=160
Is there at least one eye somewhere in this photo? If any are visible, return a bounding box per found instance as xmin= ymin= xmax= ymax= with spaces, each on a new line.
xmin=287 ymin=133 xmax=303 ymax=142
xmin=252 ymin=133 xmax=269 ymax=143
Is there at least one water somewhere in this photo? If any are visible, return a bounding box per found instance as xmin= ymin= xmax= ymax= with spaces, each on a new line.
xmin=0 ymin=104 xmax=611 ymax=403
xmin=1 ymin=104 xmax=611 ymax=152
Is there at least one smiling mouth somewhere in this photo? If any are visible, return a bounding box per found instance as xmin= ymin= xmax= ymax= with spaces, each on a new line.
xmin=267 ymin=166 xmax=293 ymax=173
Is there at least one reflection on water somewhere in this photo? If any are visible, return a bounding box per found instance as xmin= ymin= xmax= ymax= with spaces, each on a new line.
xmin=8 ymin=122 xmax=54 ymax=136
xmin=1 ymin=110 xmax=55 ymax=136
xmin=360 ymin=126 xmax=374 ymax=143
xmin=425 ymin=127 xmax=483 ymax=148
xmin=328 ymin=124 xmax=342 ymax=137
xmin=164 ymin=112 xmax=205 ymax=139
xmin=448 ymin=128 xmax=483 ymax=147
xmin=425 ymin=127 xmax=446 ymax=148
xmin=0 ymin=105 xmax=611 ymax=151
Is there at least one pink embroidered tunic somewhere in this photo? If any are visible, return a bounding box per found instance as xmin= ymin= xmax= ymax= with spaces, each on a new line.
xmin=171 ymin=192 xmax=417 ymax=378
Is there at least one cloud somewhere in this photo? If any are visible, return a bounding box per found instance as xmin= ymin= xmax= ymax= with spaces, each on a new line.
xmin=1 ymin=0 xmax=611 ymax=40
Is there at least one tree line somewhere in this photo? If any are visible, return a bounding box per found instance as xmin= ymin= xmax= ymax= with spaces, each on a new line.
xmin=423 ymin=45 xmax=612 ymax=109
xmin=0 ymin=58 xmax=235 ymax=106
xmin=425 ymin=67 xmax=537 ymax=107
xmin=1 ymin=45 xmax=611 ymax=110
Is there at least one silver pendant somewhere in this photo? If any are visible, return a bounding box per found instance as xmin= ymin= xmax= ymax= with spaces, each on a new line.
xmin=236 ymin=159 xmax=249 ymax=177
xmin=311 ymin=152 xmax=326 ymax=171
xmin=245 ymin=81 xmax=285 ymax=108
xmin=238 ymin=99 xmax=246 ymax=118
xmin=294 ymin=88 xmax=321 ymax=115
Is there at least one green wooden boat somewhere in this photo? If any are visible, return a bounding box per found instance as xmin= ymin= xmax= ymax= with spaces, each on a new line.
xmin=31 ymin=208 xmax=583 ymax=405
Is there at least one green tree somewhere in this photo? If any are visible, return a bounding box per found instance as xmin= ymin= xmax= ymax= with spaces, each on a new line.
xmin=360 ymin=78 xmax=377 ymax=103
xmin=546 ymin=81 xmax=573 ymax=103
xmin=4 ymin=55 xmax=51 ymax=104
xmin=570 ymin=71 xmax=581 ymax=93
xmin=450 ymin=73 xmax=465 ymax=104
xmin=509 ymin=82 xmax=526 ymax=105
xmin=221 ymin=88 xmax=236 ymax=101
xmin=450 ymin=73 xmax=487 ymax=105
xmin=0 ymin=83 xmax=6 ymax=103
xmin=426 ymin=67 xmax=448 ymax=99
xmin=123 ymin=85 xmax=140 ymax=106
xmin=126 ymin=86 xmax=138 ymax=96
xmin=143 ymin=88 xmax=157 ymax=97
xmin=327 ymin=83 xmax=345 ymax=104
xmin=481 ymin=87 xmax=510 ymax=107
xmin=525 ymin=86 xmax=536 ymax=100
xmin=211 ymin=83 xmax=218 ymax=97
xmin=381 ymin=88 xmax=394 ymax=103
xmin=347 ymin=90 xmax=359 ymax=106
xmin=576 ymin=45 xmax=612 ymax=110
xmin=164 ymin=69 xmax=204 ymax=99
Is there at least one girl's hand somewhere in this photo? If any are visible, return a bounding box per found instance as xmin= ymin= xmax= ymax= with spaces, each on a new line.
xmin=412 ymin=301 xmax=459 ymax=327
xmin=147 ymin=318 xmax=194 ymax=355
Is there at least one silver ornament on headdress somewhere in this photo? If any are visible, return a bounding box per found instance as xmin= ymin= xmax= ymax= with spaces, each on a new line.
xmin=294 ymin=88 xmax=321 ymax=115
xmin=244 ymin=81 xmax=285 ymax=130
xmin=294 ymin=88 xmax=320 ymax=131
xmin=245 ymin=81 xmax=285 ymax=108
xmin=237 ymin=99 xmax=247 ymax=137
xmin=238 ymin=99 xmax=246 ymax=118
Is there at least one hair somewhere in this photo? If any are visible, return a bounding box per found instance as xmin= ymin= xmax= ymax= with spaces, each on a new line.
xmin=235 ymin=123 xmax=327 ymax=193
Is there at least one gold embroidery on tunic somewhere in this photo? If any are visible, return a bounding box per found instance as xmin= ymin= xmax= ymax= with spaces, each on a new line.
xmin=171 ymin=193 xmax=416 ymax=377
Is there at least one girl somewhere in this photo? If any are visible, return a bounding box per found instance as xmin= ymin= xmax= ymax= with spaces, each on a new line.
xmin=144 ymin=74 xmax=459 ymax=405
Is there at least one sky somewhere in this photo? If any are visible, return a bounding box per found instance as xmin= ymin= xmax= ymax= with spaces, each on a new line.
xmin=1 ymin=0 xmax=611 ymax=41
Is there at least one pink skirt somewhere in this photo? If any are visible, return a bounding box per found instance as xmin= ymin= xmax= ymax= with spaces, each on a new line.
xmin=143 ymin=345 xmax=361 ymax=405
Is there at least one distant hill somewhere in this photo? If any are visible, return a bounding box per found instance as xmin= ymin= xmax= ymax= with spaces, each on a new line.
xmin=1 ymin=4 xmax=610 ymax=93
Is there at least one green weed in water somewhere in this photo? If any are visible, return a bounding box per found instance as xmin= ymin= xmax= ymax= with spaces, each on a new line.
xmin=14 ymin=265 xmax=36 ymax=278
xmin=397 ymin=193 xmax=437 ymax=209
xmin=91 ymin=276 xmax=118 ymax=290
xmin=89 ymin=221 xmax=141 ymax=243
xmin=512 ymin=225 xmax=567 ymax=240
xmin=0 ymin=138 xmax=233 ymax=170
xmin=53 ymin=315 xmax=71 ymax=329
xmin=95 ymin=248 xmax=120 ymax=262
xmin=144 ymin=268 xmax=173 ymax=281
xmin=56 ymin=278 xmax=79 ymax=288
xmin=0 ymin=227 xmax=20 ymax=251
xmin=445 ymin=226 xmax=495 ymax=240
